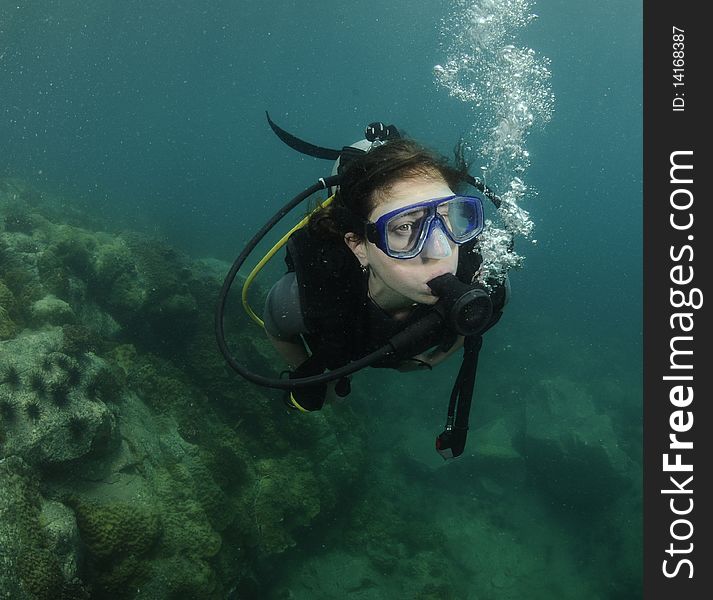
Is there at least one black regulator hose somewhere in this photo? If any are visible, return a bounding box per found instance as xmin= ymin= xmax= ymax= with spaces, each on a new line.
xmin=214 ymin=174 xmax=405 ymax=390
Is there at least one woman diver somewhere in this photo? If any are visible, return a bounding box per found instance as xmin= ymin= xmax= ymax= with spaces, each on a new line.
xmin=215 ymin=117 xmax=509 ymax=457
xmin=262 ymin=134 xmax=509 ymax=414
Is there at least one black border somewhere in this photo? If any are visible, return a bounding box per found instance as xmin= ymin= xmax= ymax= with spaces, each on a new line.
xmin=644 ymin=4 xmax=710 ymax=598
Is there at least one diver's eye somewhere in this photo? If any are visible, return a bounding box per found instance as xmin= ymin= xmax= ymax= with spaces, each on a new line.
xmin=389 ymin=221 xmax=415 ymax=236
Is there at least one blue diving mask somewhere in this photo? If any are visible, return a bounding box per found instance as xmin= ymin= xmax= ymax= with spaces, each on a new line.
xmin=364 ymin=194 xmax=485 ymax=259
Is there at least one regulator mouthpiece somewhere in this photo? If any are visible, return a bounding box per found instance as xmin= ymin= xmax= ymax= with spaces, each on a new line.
xmin=427 ymin=273 xmax=493 ymax=336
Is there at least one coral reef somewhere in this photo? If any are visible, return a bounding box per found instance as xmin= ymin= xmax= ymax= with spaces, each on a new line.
xmin=0 ymin=190 xmax=364 ymax=593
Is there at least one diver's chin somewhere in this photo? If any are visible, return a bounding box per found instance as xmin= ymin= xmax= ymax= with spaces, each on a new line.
xmin=419 ymin=292 xmax=439 ymax=305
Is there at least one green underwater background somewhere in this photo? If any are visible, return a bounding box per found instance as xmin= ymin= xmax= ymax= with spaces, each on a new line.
xmin=1 ymin=1 xmax=642 ymax=598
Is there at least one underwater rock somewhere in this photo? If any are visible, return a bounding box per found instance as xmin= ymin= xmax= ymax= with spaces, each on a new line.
xmin=473 ymin=417 xmax=521 ymax=462
xmin=0 ymin=305 xmax=16 ymax=340
xmin=68 ymin=492 xmax=162 ymax=597
xmin=2 ymin=179 xmax=369 ymax=596
xmin=138 ymin=555 xmax=217 ymax=599
xmin=3 ymin=202 xmax=35 ymax=234
xmin=0 ymin=275 xmax=17 ymax=342
xmin=0 ymin=455 xmax=85 ymax=599
xmin=4 ymin=387 xmax=115 ymax=467
xmin=51 ymin=233 xmax=97 ymax=280
xmin=60 ymin=323 xmax=100 ymax=357
xmin=144 ymin=291 xmax=199 ymax=341
xmin=72 ymin=498 xmax=161 ymax=559
xmin=92 ymin=238 xmax=147 ymax=318
xmin=470 ymin=417 xmax=525 ymax=492
xmin=39 ymin=499 xmax=81 ymax=582
xmin=31 ymin=294 xmax=75 ymax=326
xmin=89 ymin=234 xmax=204 ymax=349
xmin=44 ymin=393 xmax=231 ymax=597
xmin=0 ymin=329 xmax=118 ymax=468
xmin=517 ymin=376 xmax=635 ymax=510
xmin=250 ymin=456 xmax=321 ymax=555
xmin=0 ymin=279 xmax=15 ymax=311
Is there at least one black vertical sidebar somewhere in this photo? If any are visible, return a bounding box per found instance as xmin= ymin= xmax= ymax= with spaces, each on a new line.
xmin=643 ymin=3 xmax=710 ymax=599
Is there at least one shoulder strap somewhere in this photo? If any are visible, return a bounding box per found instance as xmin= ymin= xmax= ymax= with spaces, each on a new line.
xmin=285 ymin=228 xmax=369 ymax=369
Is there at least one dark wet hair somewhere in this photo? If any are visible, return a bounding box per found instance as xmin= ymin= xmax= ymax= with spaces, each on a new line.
xmin=308 ymin=138 xmax=469 ymax=242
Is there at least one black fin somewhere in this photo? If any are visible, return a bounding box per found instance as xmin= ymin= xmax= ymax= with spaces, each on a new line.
xmin=266 ymin=111 xmax=341 ymax=160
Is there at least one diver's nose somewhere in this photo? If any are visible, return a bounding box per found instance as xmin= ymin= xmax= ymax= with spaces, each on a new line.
xmin=421 ymin=222 xmax=453 ymax=259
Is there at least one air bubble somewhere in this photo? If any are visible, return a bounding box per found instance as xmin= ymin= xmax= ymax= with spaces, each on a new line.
xmin=434 ymin=0 xmax=554 ymax=280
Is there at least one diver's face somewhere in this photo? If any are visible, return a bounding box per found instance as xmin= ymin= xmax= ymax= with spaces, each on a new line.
xmin=356 ymin=177 xmax=460 ymax=307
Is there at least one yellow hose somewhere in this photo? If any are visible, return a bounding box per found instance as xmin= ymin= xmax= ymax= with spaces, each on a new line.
xmin=242 ymin=195 xmax=335 ymax=327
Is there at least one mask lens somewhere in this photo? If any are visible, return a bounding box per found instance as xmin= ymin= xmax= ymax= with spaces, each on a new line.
xmin=440 ymin=197 xmax=483 ymax=241
xmin=385 ymin=207 xmax=428 ymax=253
xmin=375 ymin=195 xmax=484 ymax=258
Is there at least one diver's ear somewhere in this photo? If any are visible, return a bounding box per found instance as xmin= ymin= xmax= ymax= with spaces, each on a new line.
xmin=344 ymin=232 xmax=368 ymax=266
